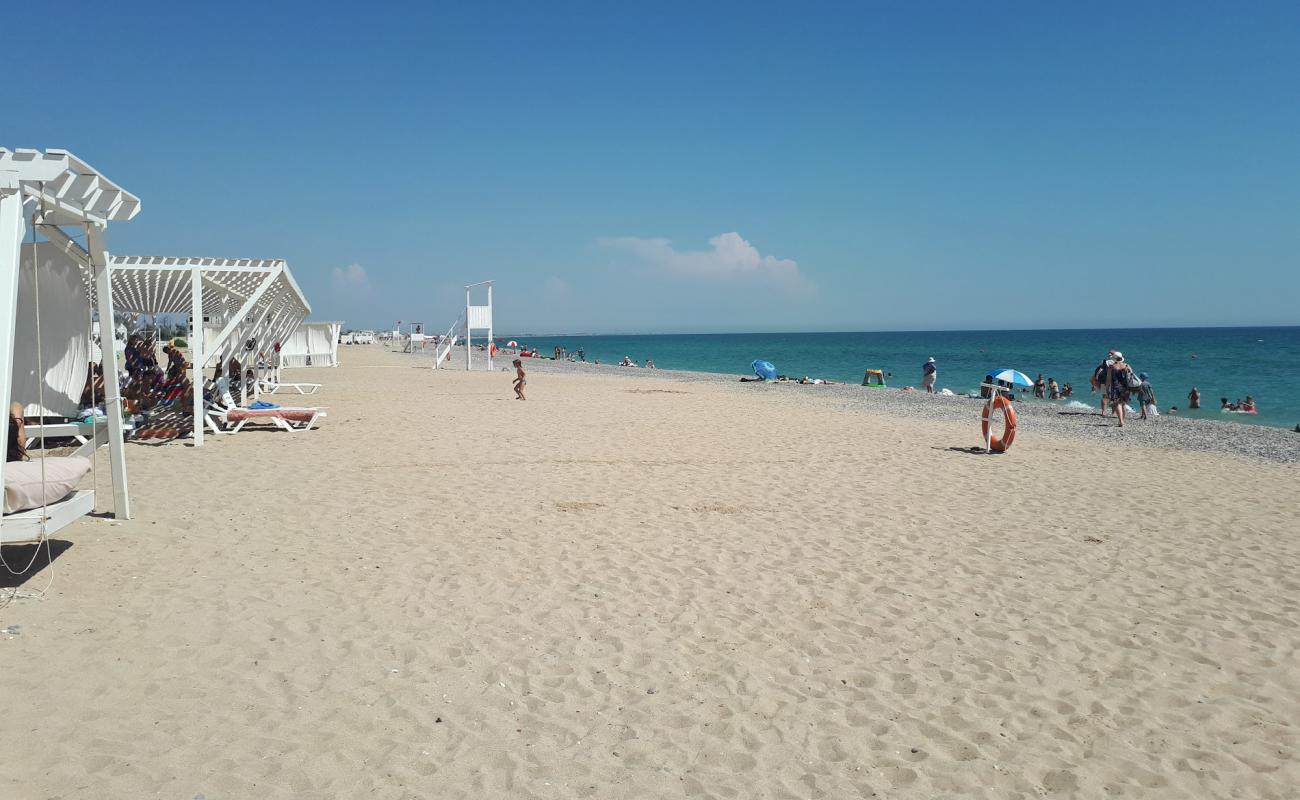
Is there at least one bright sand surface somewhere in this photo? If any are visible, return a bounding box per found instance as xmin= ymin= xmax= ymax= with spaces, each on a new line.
xmin=2 ymin=346 xmax=1297 ymax=799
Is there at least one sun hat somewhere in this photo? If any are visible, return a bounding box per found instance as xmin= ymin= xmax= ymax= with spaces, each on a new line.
xmin=1112 ymin=351 xmax=1124 ymax=361
xmin=926 ymin=357 xmax=935 ymax=363
xmin=1138 ymin=372 xmax=1148 ymax=380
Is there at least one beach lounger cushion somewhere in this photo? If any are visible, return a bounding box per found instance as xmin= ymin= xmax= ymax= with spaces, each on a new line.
xmin=3 ymin=456 xmax=91 ymax=514
xmin=226 ymin=409 xmax=318 ymax=424
xmin=204 ymin=405 xmax=327 ymax=434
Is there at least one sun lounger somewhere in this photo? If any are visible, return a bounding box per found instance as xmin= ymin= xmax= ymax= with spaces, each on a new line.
xmin=205 ymin=404 xmax=327 ymax=434
xmin=256 ymin=378 xmax=321 ymax=395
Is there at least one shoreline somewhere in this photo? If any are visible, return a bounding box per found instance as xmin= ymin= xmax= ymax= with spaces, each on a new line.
xmin=428 ymin=347 xmax=1300 ymax=464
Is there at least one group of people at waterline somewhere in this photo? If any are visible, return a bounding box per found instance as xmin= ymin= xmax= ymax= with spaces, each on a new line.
xmin=922 ymin=351 xmax=1257 ymax=427
xmin=506 ymin=342 xmax=1262 ymax=425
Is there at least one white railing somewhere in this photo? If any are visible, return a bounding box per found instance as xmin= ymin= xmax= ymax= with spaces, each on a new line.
xmin=433 ymin=315 xmax=463 ymax=369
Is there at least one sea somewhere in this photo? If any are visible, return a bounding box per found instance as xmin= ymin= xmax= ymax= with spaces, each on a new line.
xmin=503 ymin=327 xmax=1300 ymax=429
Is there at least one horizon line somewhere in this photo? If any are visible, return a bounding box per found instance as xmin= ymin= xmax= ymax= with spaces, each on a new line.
xmin=492 ymin=323 xmax=1300 ymax=338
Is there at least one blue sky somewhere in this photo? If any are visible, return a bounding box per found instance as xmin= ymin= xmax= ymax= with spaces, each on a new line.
xmin=5 ymin=2 xmax=1298 ymax=333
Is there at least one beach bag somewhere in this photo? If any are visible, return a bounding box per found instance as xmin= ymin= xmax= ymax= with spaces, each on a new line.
xmin=1124 ymin=369 xmax=1141 ymax=390
xmin=1091 ymin=362 xmax=1106 ymax=390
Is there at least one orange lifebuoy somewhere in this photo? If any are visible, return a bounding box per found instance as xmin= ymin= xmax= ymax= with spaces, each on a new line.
xmin=981 ymin=395 xmax=1017 ymax=452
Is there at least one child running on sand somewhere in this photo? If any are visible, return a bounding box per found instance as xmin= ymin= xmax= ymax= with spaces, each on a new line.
xmin=512 ymin=359 xmax=526 ymax=400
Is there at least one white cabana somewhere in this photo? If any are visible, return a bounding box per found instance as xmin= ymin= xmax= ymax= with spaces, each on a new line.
xmin=109 ymin=256 xmax=311 ymax=446
xmin=279 ymin=321 xmax=341 ymax=368
xmin=1 ymin=148 xmax=137 ymax=543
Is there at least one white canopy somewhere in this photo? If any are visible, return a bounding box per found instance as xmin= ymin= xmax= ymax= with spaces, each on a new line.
xmin=1 ymin=148 xmax=137 ymax=531
xmin=110 ymin=256 xmax=310 ymax=350
xmin=108 ymin=255 xmax=311 ymax=446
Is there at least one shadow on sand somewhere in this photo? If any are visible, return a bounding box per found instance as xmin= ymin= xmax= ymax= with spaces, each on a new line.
xmin=936 ymin=446 xmax=1003 ymax=456
xmin=0 ymin=539 xmax=73 ymax=589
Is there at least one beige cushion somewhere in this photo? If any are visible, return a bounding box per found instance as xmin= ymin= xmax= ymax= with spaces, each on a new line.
xmin=3 ymin=457 xmax=92 ymax=514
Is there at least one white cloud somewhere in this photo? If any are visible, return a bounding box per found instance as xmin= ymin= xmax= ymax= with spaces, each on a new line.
xmin=331 ymin=263 xmax=370 ymax=293
xmin=598 ymin=232 xmax=803 ymax=284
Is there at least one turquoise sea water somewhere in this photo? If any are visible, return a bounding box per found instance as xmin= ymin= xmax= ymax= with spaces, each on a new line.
xmin=505 ymin=328 xmax=1300 ymax=429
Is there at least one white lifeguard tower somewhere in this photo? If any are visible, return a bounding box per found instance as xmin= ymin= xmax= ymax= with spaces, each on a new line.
xmin=465 ymin=280 xmax=493 ymax=370
xmin=431 ymin=280 xmax=495 ymax=370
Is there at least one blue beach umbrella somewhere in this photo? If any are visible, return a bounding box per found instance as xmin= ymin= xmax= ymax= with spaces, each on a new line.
xmin=751 ymin=360 xmax=777 ymax=380
xmin=987 ymin=368 xmax=1034 ymax=387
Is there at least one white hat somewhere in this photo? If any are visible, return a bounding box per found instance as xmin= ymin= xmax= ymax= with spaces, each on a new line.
xmin=1112 ymin=351 xmax=1124 ymax=361
xmin=926 ymin=357 xmax=935 ymax=363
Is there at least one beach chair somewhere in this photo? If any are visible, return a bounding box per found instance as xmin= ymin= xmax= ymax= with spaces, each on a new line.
xmin=204 ymin=398 xmax=327 ymax=435
xmin=255 ymin=378 xmax=322 ymax=395
xmin=205 ymin=404 xmax=326 ymax=434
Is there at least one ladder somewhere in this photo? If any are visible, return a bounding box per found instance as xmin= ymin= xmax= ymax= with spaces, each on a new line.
xmin=432 ymin=314 xmax=463 ymax=369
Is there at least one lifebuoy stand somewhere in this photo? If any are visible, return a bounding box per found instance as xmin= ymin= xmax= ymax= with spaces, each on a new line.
xmin=980 ymin=385 xmax=1018 ymax=453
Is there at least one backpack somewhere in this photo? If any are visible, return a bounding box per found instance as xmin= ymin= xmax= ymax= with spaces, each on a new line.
xmin=1124 ymin=368 xmax=1141 ymax=389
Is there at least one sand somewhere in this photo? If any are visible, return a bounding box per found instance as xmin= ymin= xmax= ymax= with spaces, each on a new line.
xmin=1 ymin=345 xmax=1297 ymax=799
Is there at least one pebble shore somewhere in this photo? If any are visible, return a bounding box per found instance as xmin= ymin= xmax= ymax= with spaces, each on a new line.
xmin=435 ymin=349 xmax=1300 ymax=464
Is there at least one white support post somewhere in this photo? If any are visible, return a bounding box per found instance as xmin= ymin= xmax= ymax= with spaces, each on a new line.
xmin=190 ymin=266 xmax=205 ymax=446
xmin=0 ymin=189 xmax=24 ymax=503
xmin=85 ymin=222 xmax=131 ymax=518
xmin=487 ymin=282 xmax=494 ymax=371
xmin=465 ymin=285 xmax=472 ymax=370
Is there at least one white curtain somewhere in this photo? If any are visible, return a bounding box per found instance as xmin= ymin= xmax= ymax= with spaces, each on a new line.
xmin=280 ymin=322 xmax=340 ymax=368
xmin=12 ymin=243 xmax=92 ymax=418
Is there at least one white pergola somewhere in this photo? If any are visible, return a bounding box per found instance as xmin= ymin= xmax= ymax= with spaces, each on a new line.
xmin=1 ymin=148 xmax=138 ymax=540
xmin=109 ymin=256 xmax=310 ymax=446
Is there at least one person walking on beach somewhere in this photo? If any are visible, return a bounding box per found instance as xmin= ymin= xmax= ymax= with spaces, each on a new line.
xmin=512 ymin=359 xmax=526 ymax=400
xmin=921 ymin=357 xmax=937 ymax=393
xmin=1104 ymin=352 xmax=1137 ymax=427
xmin=1136 ymin=372 xmax=1158 ymax=420
xmin=1091 ymin=357 xmax=1112 ymax=416
xmin=1188 ymin=387 xmax=1201 ymax=409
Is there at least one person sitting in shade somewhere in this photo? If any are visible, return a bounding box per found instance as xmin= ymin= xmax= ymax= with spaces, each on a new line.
xmin=79 ymin=362 xmax=106 ymax=407
xmin=164 ymin=343 xmax=186 ymax=379
xmin=8 ymin=401 xmax=28 ymax=462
